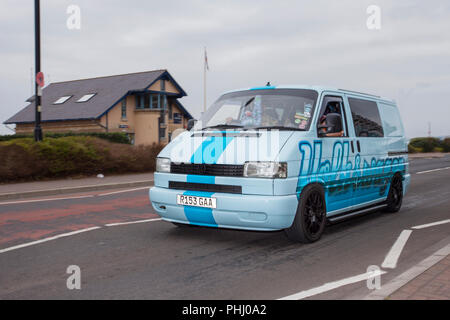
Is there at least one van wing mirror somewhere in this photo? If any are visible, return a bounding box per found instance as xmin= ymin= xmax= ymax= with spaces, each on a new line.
xmin=187 ymin=119 xmax=197 ymax=131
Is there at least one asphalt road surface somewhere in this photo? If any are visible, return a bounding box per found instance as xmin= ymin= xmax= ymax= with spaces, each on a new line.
xmin=0 ymin=155 xmax=449 ymax=299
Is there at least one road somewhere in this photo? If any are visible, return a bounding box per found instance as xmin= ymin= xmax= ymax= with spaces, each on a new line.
xmin=0 ymin=155 xmax=449 ymax=299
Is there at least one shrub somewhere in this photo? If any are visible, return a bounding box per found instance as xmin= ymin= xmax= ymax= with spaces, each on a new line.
xmin=0 ymin=137 xmax=164 ymax=182
xmin=442 ymin=138 xmax=450 ymax=153
xmin=408 ymin=144 xmax=422 ymax=154
xmin=0 ymin=132 xmax=131 ymax=144
xmin=408 ymin=137 xmax=442 ymax=153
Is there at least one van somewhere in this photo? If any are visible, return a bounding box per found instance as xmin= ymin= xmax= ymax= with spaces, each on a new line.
xmin=149 ymin=85 xmax=410 ymax=243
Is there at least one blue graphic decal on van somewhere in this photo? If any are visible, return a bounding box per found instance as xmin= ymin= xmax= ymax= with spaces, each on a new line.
xmin=190 ymin=136 xmax=235 ymax=164
xmin=297 ymin=140 xmax=406 ymax=213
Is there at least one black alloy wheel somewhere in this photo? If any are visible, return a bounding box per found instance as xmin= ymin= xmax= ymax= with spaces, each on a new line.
xmin=285 ymin=184 xmax=326 ymax=243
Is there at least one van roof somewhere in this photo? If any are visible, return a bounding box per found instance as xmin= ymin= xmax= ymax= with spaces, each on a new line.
xmin=223 ymin=85 xmax=396 ymax=104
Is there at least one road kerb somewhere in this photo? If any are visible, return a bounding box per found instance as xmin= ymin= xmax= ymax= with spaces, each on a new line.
xmin=0 ymin=179 xmax=154 ymax=201
xmin=364 ymin=243 xmax=450 ymax=300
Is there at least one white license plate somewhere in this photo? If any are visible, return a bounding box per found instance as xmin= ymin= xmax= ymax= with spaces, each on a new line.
xmin=177 ymin=194 xmax=217 ymax=209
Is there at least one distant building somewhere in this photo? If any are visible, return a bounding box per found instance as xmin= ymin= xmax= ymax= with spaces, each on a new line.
xmin=4 ymin=70 xmax=193 ymax=145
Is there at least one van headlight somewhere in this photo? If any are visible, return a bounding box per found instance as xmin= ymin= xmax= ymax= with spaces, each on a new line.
xmin=243 ymin=161 xmax=287 ymax=179
xmin=156 ymin=157 xmax=171 ymax=173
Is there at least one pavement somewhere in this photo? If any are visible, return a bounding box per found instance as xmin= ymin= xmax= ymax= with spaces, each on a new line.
xmin=0 ymin=154 xmax=449 ymax=299
xmin=0 ymin=172 xmax=154 ymax=200
xmin=389 ymin=253 xmax=450 ymax=300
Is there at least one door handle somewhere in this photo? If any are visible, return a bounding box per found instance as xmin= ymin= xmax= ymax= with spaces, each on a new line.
xmin=356 ymin=140 xmax=361 ymax=153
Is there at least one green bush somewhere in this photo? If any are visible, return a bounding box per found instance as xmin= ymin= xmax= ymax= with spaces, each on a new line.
xmin=442 ymin=138 xmax=450 ymax=153
xmin=0 ymin=137 xmax=164 ymax=182
xmin=0 ymin=132 xmax=131 ymax=144
xmin=408 ymin=137 xmax=442 ymax=153
xmin=408 ymin=144 xmax=422 ymax=154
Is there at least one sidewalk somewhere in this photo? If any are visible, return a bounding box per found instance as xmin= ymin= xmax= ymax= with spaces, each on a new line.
xmin=389 ymin=255 xmax=450 ymax=300
xmin=409 ymin=152 xmax=449 ymax=159
xmin=0 ymin=172 xmax=154 ymax=200
xmin=365 ymin=243 xmax=450 ymax=300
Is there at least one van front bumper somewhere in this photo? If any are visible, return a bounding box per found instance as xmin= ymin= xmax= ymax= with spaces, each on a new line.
xmin=149 ymin=187 xmax=298 ymax=231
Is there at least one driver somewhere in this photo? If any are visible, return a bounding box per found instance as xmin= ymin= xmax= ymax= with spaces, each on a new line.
xmin=319 ymin=114 xmax=344 ymax=137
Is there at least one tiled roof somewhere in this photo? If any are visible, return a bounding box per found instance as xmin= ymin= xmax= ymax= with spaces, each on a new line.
xmin=5 ymin=69 xmax=190 ymax=124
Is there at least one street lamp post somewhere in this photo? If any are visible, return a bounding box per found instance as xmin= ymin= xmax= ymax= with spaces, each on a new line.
xmin=34 ymin=0 xmax=43 ymax=142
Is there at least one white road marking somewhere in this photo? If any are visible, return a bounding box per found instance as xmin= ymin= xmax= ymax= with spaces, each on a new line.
xmin=412 ymin=219 xmax=450 ymax=230
xmin=278 ymin=270 xmax=387 ymax=300
xmin=105 ymin=218 xmax=162 ymax=227
xmin=0 ymin=194 xmax=94 ymax=206
xmin=97 ymin=187 xmax=150 ymax=196
xmin=0 ymin=226 xmax=101 ymax=254
xmin=416 ymin=166 xmax=450 ymax=175
xmin=381 ymin=230 xmax=413 ymax=269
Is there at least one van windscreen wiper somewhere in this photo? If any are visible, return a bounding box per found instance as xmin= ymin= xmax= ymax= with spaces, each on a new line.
xmin=202 ymin=124 xmax=244 ymax=130
xmin=253 ymin=125 xmax=306 ymax=131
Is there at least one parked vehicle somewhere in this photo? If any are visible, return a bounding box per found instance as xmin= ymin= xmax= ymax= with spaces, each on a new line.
xmin=150 ymin=85 xmax=409 ymax=243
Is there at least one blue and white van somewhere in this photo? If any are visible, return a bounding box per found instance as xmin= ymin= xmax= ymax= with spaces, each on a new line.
xmin=150 ymin=85 xmax=410 ymax=243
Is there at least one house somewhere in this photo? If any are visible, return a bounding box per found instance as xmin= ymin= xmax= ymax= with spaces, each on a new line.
xmin=4 ymin=69 xmax=193 ymax=145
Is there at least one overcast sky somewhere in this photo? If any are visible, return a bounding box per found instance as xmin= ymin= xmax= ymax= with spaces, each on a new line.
xmin=1 ymin=0 xmax=449 ymax=138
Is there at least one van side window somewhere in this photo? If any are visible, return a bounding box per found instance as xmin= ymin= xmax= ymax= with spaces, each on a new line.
xmin=378 ymin=103 xmax=404 ymax=137
xmin=317 ymin=96 xmax=347 ymax=137
xmin=348 ymin=97 xmax=384 ymax=137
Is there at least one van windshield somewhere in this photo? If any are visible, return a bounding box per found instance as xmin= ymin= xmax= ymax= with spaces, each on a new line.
xmin=197 ymin=89 xmax=318 ymax=131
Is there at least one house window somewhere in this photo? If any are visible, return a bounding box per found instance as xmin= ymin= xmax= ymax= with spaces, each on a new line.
xmin=169 ymin=101 xmax=173 ymax=119
xmin=76 ymin=93 xmax=96 ymax=103
xmin=160 ymin=80 xmax=165 ymax=91
xmin=159 ymin=127 xmax=165 ymax=139
xmin=160 ymin=94 xmax=167 ymax=110
xmin=121 ymin=98 xmax=127 ymax=119
xmin=173 ymin=113 xmax=182 ymax=124
xmin=53 ymin=96 xmax=72 ymax=104
xmin=151 ymin=95 xmax=159 ymax=108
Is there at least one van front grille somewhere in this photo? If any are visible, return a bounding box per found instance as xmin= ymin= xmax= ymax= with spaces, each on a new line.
xmin=170 ymin=163 xmax=244 ymax=177
xmin=169 ymin=181 xmax=242 ymax=194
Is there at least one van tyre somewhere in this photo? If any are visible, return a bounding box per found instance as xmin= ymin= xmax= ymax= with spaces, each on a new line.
xmin=285 ymin=184 xmax=326 ymax=243
xmin=385 ymin=174 xmax=403 ymax=213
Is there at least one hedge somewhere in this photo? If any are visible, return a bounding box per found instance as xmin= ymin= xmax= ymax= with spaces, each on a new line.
xmin=0 ymin=136 xmax=164 ymax=182
xmin=408 ymin=137 xmax=450 ymax=153
xmin=0 ymin=132 xmax=131 ymax=144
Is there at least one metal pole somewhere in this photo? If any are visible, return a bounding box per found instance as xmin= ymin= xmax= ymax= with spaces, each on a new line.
xmin=203 ymin=47 xmax=207 ymax=113
xmin=34 ymin=0 xmax=43 ymax=141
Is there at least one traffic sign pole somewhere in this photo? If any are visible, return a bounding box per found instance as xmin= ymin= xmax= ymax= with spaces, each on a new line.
xmin=34 ymin=0 xmax=43 ymax=142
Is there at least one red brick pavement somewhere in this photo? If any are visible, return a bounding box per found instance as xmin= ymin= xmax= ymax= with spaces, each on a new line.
xmin=389 ymin=255 xmax=450 ymax=300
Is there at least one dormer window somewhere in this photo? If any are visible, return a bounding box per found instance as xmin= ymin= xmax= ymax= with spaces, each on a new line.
xmin=53 ymin=96 xmax=72 ymax=104
xmin=76 ymin=93 xmax=96 ymax=102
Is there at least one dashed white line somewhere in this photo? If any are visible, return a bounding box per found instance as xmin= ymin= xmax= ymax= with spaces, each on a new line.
xmin=416 ymin=166 xmax=450 ymax=175
xmin=105 ymin=218 xmax=162 ymax=227
xmin=278 ymin=269 xmax=387 ymax=300
xmin=412 ymin=219 xmax=450 ymax=230
xmin=0 ymin=226 xmax=101 ymax=254
xmin=381 ymin=230 xmax=413 ymax=269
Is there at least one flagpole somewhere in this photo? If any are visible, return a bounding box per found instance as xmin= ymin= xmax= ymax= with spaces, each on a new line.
xmin=203 ymin=47 xmax=207 ymax=113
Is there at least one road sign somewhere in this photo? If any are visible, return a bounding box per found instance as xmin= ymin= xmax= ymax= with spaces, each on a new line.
xmin=36 ymin=71 xmax=44 ymax=88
